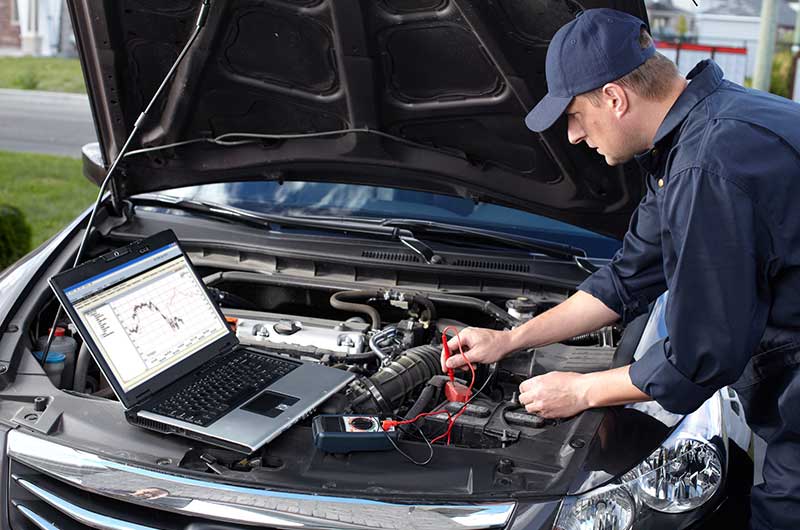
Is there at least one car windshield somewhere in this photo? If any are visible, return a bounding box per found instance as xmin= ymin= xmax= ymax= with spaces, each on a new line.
xmin=163 ymin=181 xmax=621 ymax=258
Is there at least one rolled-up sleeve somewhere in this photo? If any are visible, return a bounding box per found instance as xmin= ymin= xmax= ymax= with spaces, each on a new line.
xmin=579 ymin=182 xmax=667 ymax=323
xmin=629 ymin=168 xmax=769 ymax=414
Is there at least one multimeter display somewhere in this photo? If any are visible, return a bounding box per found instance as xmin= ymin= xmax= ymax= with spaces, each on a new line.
xmin=343 ymin=416 xmax=382 ymax=432
xmin=312 ymin=415 xmax=396 ymax=453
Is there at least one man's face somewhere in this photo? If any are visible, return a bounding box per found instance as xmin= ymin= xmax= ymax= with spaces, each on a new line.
xmin=565 ymin=94 xmax=639 ymax=166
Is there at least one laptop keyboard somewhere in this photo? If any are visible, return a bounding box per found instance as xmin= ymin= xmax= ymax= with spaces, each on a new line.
xmin=148 ymin=350 xmax=298 ymax=427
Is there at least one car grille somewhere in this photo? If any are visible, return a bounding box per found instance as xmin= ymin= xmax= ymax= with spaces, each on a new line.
xmin=9 ymin=460 xmax=211 ymax=530
xmin=6 ymin=430 xmax=516 ymax=530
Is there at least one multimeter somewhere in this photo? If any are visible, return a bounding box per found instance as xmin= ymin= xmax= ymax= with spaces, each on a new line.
xmin=312 ymin=415 xmax=397 ymax=453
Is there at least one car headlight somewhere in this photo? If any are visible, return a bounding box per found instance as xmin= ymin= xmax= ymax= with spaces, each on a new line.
xmin=555 ymin=395 xmax=727 ymax=530
xmin=556 ymin=485 xmax=635 ymax=530
xmin=626 ymin=436 xmax=722 ymax=513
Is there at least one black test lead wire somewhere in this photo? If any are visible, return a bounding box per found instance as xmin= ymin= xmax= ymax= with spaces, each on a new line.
xmin=384 ymin=426 xmax=434 ymax=467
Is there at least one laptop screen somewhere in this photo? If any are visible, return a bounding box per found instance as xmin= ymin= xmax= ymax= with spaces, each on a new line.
xmin=62 ymin=242 xmax=229 ymax=393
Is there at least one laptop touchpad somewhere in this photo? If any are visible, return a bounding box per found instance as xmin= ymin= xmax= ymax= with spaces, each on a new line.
xmin=243 ymin=391 xmax=299 ymax=418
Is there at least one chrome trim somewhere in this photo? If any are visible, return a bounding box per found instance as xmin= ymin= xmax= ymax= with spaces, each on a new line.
xmin=14 ymin=504 xmax=60 ymax=530
xmin=15 ymin=478 xmax=160 ymax=530
xmin=7 ymin=430 xmax=516 ymax=530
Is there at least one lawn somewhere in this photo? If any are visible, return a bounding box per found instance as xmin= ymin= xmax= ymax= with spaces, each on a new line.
xmin=0 ymin=57 xmax=85 ymax=93
xmin=0 ymin=150 xmax=97 ymax=247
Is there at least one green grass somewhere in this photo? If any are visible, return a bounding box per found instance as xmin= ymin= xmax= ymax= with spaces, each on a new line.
xmin=0 ymin=57 xmax=85 ymax=93
xmin=771 ymin=48 xmax=793 ymax=99
xmin=0 ymin=151 xmax=97 ymax=247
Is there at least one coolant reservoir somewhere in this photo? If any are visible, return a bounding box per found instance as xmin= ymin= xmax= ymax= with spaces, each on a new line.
xmin=505 ymin=297 xmax=539 ymax=320
xmin=35 ymin=327 xmax=77 ymax=388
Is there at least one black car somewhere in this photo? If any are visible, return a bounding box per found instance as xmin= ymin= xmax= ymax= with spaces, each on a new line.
xmin=0 ymin=1 xmax=755 ymax=529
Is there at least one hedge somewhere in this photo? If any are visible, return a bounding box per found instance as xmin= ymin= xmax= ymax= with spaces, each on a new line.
xmin=0 ymin=204 xmax=31 ymax=269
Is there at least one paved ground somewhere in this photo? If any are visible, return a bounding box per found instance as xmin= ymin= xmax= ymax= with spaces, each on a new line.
xmin=0 ymin=88 xmax=96 ymax=157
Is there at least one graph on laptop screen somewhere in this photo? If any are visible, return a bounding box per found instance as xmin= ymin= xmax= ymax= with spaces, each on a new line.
xmin=64 ymin=243 xmax=229 ymax=392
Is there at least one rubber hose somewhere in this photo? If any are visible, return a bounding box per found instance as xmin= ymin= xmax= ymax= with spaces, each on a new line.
xmin=562 ymin=332 xmax=600 ymax=346
xmin=202 ymin=271 xmax=517 ymax=328
xmin=425 ymin=292 xmax=518 ymax=327
xmin=404 ymin=375 xmax=449 ymax=421
xmin=351 ymin=344 xmax=441 ymax=414
xmin=410 ymin=294 xmax=437 ymax=322
xmin=330 ymin=290 xmax=381 ymax=330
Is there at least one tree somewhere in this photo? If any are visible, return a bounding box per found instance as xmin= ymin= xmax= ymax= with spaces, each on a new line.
xmin=677 ymin=15 xmax=688 ymax=40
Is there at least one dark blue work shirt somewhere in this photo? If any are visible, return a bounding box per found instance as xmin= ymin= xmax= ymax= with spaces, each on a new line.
xmin=579 ymin=59 xmax=800 ymax=414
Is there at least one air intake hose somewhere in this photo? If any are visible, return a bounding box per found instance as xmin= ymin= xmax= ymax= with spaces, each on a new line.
xmin=330 ymin=290 xmax=381 ymax=330
xmin=348 ymin=344 xmax=441 ymax=414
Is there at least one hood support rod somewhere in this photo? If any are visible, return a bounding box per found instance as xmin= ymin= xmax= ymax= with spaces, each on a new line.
xmin=38 ymin=0 xmax=213 ymax=368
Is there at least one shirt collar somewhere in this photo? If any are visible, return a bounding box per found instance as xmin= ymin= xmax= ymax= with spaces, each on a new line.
xmin=634 ymin=60 xmax=724 ymax=174
xmin=653 ymin=59 xmax=724 ymax=145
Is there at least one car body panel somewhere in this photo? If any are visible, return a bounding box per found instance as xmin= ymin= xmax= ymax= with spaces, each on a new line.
xmin=68 ymin=0 xmax=650 ymax=239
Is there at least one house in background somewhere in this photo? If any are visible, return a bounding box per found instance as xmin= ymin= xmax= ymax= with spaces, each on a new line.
xmin=668 ymin=0 xmax=797 ymax=78
xmin=0 ymin=0 xmax=75 ymax=56
xmin=646 ymin=0 xmax=697 ymax=41
xmin=0 ymin=0 xmax=21 ymax=49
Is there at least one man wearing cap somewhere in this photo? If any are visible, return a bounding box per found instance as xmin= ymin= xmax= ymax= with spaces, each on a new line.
xmin=441 ymin=8 xmax=800 ymax=529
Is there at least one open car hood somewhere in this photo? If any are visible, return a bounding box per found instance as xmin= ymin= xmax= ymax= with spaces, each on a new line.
xmin=69 ymin=0 xmax=649 ymax=239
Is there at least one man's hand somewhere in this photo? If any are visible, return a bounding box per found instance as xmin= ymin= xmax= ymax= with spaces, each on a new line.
xmin=518 ymin=371 xmax=590 ymax=419
xmin=518 ymin=366 xmax=653 ymax=418
xmin=441 ymin=327 xmax=513 ymax=371
xmin=439 ymin=291 xmax=621 ymax=373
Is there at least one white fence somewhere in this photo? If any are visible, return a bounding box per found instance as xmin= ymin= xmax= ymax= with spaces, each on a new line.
xmin=656 ymin=41 xmax=748 ymax=85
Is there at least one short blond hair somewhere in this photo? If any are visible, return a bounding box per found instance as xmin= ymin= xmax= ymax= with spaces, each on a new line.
xmin=584 ymin=29 xmax=680 ymax=104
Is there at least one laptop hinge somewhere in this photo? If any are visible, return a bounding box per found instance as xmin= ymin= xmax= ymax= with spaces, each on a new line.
xmin=133 ymin=389 xmax=153 ymax=407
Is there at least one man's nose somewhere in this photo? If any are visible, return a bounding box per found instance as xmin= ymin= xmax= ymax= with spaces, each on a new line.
xmin=567 ymin=118 xmax=585 ymax=145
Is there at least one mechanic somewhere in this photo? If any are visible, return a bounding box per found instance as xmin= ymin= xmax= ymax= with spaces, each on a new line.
xmin=441 ymin=8 xmax=800 ymax=529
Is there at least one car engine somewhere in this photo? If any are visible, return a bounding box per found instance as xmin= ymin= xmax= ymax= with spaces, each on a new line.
xmin=207 ymin=281 xmax=621 ymax=451
xmin=32 ymin=267 xmax=621 ymax=456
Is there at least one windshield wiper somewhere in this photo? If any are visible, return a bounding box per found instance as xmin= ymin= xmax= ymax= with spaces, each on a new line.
xmin=132 ymin=195 xmax=439 ymax=263
xmin=134 ymin=194 xmax=276 ymax=228
xmin=132 ymin=196 xmax=596 ymax=271
xmin=380 ymin=218 xmax=598 ymax=273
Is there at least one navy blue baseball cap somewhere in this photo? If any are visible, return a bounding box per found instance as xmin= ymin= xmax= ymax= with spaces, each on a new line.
xmin=525 ymin=8 xmax=655 ymax=132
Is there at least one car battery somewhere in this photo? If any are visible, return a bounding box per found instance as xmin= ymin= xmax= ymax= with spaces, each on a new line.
xmin=421 ymin=400 xmax=550 ymax=448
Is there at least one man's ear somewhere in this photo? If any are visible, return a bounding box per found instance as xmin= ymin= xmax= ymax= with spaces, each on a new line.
xmin=601 ymin=83 xmax=629 ymax=118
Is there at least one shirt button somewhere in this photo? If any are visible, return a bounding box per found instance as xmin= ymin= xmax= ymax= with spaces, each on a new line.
xmin=657 ymin=178 xmax=665 ymax=188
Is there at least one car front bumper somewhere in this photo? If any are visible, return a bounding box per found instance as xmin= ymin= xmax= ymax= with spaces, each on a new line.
xmin=5 ymin=429 xmax=530 ymax=530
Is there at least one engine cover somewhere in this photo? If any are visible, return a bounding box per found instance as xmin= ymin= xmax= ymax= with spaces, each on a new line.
xmin=224 ymin=309 xmax=369 ymax=356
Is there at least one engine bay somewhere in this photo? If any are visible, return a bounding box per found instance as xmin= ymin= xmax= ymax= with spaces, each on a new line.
xmin=25 ymin=252 xmax=625 ymax=481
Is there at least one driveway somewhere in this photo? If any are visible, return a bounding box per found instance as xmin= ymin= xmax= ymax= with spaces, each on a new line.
xmin=0 ymin=88 xmax=96 ymax=157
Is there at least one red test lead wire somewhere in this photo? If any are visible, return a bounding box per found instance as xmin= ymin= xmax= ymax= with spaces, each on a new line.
xmin=431 ymin=326 xmax=476 ymax=445
xmin=443 ymin=327 xmax=473 ymax=403
xmin=381 ymin=409 xmax=452 ymax=433
xmin=442 ymin=336 xmax=456 ymax=384
xmin=381 ymin=327 xmax=476 ymax=447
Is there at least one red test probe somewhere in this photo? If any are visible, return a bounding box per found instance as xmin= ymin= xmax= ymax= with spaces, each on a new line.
xmin=442 ymin=332 xmax=472 ymax=403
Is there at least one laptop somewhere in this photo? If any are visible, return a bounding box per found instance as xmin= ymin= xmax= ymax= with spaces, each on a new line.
xmin=49 ymin=230 xmax=354 ymax=454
